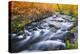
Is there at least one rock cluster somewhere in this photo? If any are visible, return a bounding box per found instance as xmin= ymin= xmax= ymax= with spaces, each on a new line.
xmin=10 ymin=12 xmax=77 ymax=53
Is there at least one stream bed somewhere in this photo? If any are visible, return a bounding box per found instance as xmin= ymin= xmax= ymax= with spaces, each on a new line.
xmin=10 ymin=12 xmax=78 ymax=53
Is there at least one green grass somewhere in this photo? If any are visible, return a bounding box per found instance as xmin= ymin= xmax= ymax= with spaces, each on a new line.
xmin=11 ymin=15 xmax=31 ymax=33
xmin=66 ymin=40 xmax=78 ymax=49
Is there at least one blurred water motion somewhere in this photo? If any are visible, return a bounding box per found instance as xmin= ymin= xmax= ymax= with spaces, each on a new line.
xmin=10 ymin=12 xmax=77 ymax=52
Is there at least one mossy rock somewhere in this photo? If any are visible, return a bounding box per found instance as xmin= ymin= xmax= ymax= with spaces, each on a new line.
xmin=70 ymin=26 xmax=78 ymax=33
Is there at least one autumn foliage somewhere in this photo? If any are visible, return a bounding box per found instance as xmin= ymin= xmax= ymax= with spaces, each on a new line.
xmin=9 ymin=1 xmax=78 ymax=33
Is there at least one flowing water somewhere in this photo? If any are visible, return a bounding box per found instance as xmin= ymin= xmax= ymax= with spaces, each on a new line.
xmin=10 ymin=12 xmax=77 ymax=52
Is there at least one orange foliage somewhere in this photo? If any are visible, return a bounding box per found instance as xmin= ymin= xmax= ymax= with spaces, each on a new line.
xmin=9 ymin=1 xmax=78 ymax=20
xmin=10 ymin=1 xmax=54 ymax=15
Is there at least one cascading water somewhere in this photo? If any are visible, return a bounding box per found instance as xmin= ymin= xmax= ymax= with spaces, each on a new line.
xmin=10 ymin=12 xmax=77 ymax=52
